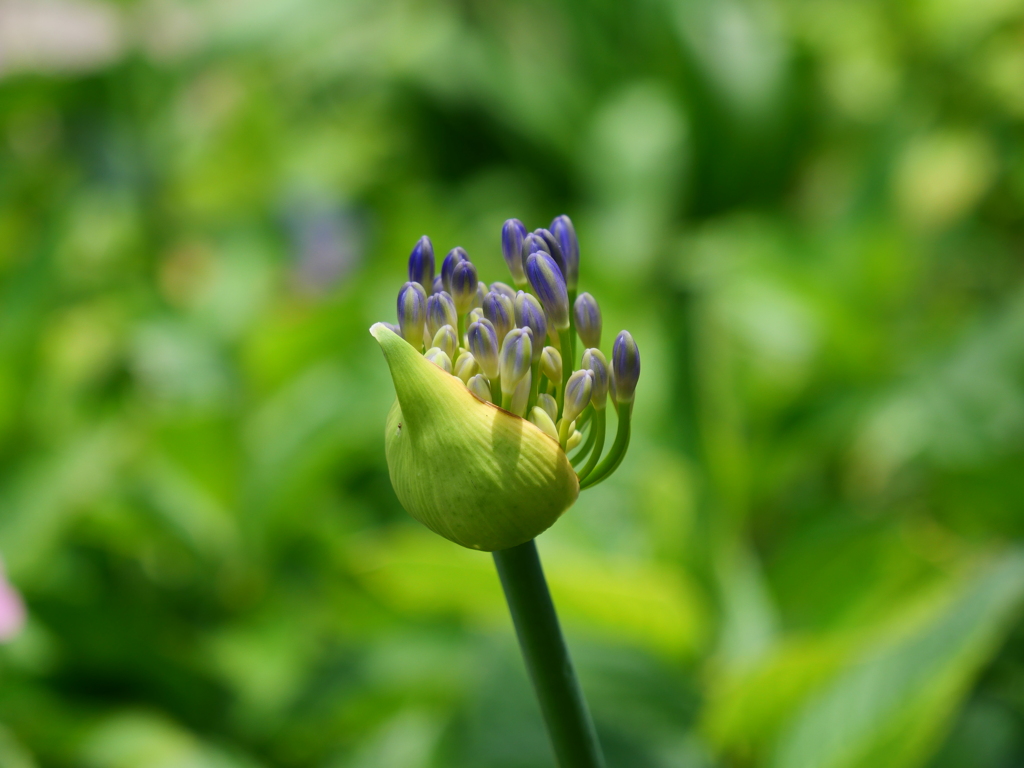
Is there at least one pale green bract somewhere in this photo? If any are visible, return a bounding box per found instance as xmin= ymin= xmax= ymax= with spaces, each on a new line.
xmin=371 ymin=323 xmax=579 ymax=551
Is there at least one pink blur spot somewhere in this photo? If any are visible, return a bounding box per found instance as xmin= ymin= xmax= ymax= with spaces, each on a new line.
xmin=0 ymin=576 xmax=26 ymax=642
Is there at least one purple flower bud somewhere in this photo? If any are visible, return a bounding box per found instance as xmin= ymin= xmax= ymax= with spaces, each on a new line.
xmin=574 ymin=292 xmax=602 ymax=349
xmin=563 ymin=369 xmax=594 ymax=423
xmin=451 ymin=260 xmax=479 ymax=315
xmin=582 ymin=348 xmax=609 ymax=408
xmin=467 ymin=318 xmax=500 ymax=380
xmin=397 ymin=281 xmax=428 ymax=348
xmin=501 ymin=219 xmax=528 ymax=285
xmin=483 ymin=291 xmax=515 ymax=343
xmin=466 ymin=374 xmax=492 ymax=403
xmin=380 ymin=322 xmax=402 ymax=336
xmin=432 ymin=275 xmax=444 ymax=295
xmin=523 ymin=232 xmax=549 ymax=258
xmin=424 ymin=347 xmax=453 ymax=374
xmin=468 ymin=307 xmax=484 ymax=326
xmin=490 ymin=281 xmax=517 ymax=301
xmin=514 ymin=291 xmax=548 ymax=360
xmin=454 ymin=351 xmax=480 ymax=383
xmin=612 ymin=330 xmax=640 ymax=403
xmin=473 ymin=281 xmax=487 ymax=310
xmin=426 ymin=291 xmax=458 ymax=339
xmin=533 ymin=228 xmax=566 ymax=279
xmin=550 ymin=215 xmax=579 ymax=291
xmin=540 ymin=346 xmax=562 ymax=386
xmin=526 ymin=252 xmax=570 ymax=330
xmin=500 ymin=327 xmax=533 ymax=395
xmin=408 ymin=235 xmax=435 ymax=289
xmin=537 ymin=393 xmax=558 ymax=422
xmin=432 ymin=325 xmax=458 ymax=361
xmin=441 ymin=247 xmax=468 ymax=294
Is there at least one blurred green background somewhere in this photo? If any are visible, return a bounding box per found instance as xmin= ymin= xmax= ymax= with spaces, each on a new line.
xmin=3 ymin=0 xmax=1024 ymax=766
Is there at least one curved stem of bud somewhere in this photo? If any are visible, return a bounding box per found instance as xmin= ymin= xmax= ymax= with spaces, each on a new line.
xmin=492 ymin=540 xmax=606 ymax=768
xmin=575 ymin=407 xmax=607 ymax=482
xmin=557 ymin=328 xmax=574 ymax=419
xmin=578 ymin=402 xmax=631 ymax=490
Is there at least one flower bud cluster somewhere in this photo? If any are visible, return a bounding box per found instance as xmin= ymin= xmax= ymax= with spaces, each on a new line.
xmin=385 ymin=220 xmax=641 ymax=487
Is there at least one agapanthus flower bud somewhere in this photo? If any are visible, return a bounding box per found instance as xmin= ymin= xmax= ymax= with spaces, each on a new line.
xmin=510 ymin=369 xmax=531 ymax=416
xmin=567 ymin=429 xmax=583 ymax=452
xmin=397 ymin=281 xmax=428 ymax=348
xmin=424 ymin=347 xmax=453 ymax=374
xmin=408 ymin=235 xmax=435 ymax=289
xmin=468 ymin=307 xmax=484 ymax=325
xmin=473 ymin=281 xmax=486 ymax=310
xmin=563 ymin=369 xmax=594 ymax=424
xmin=529 ymin=405 xmax=559 ymax=441
xmin=574 ymin=292 xmax=601 ymax=349
xmin=612 ymin=330 xmax=640 ymax=403
xmin=522 ymin=232 xmax=549 ymax=260
xmin=526 ymin=252 xmax=570 ymax=330
xmin=533 ymin=228 xmax=567 ymax=279
xmin=441 ymin=247 xmax=468 ymax=293
xmin=466 ymin=373 xmax=493 ymax=403
xmin=483 ymin=291 xmax=515 ymax=342
xmin=426 ymin=291 xmax=458 ymax=340
xmin=432 ymin=325 xmax=458 ymax=361
xmin=490 ymin=281 xmax=517 ymax=301
xmin=540 ymin=346 xmax=562 ymax=387
xmin=550 ymin=215 xmax=579 ymax=291
xmin=500 ymin=327 xmax=533 ymax=395
xmin=502 ymin=218 xmax=528 ymax=286
xmin=467 ymin=318 xmax=500 ymax=380
xmin=582 ymin=348 xmax=609 ymax=408
xmin=454 ymin=350 xmax=480 ymax=383
xmin=514 ymin=291 xmax=547 ymax=361
xmin=537 ymin=393 xmax=558 ymax=423
xmin=451 ymin=260 xmax=479 ymax=315
xmin=381 ymin=321 xmax=402 ymax=336
xmin=432 ymin=275 xmax=444 ymax=294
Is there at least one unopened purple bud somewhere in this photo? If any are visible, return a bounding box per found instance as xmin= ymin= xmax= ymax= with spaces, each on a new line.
xmin=397 ymin=282 xmax=428 ymax=348
xmin=467 ymin=374 xmax=492 ymax=403
xmin=501 ymin=219 xmax=528 ymax=286
xmin=533 ymin=228 xmax=566 ymax=279
xmin=523 ymin=232 xmax=549 ymax=258
xmin=500 ymin=327 xmax=533 ymax=395
xmin=467 ymin=318 xmax=500 ymax=380
xmin=526 ymin=252 xmax=570 ymax=330
xmin=432 ymin=275 xmax=444 ymax=295
xmin=473 ymin=281 xmax=486 ymax=310
xmin=550 ymin=215 xmax=579 ymax=291
xmin=454 ymin=351 xmax=480 ymax=383
xmin=432 ymin=325 xmax=458 ymax=360
xmin=540 ymin=346 xmax=562 ymax=385
xmin=483 ymin=291 xmax=515 ymax=342
xmin=424 ymin=347 xmax=453 ymax=374
xmin=574 ymin=292 xmax=602 ymax=349
xmin=451 ymin=260 xmax=479 ymax=315
xmin=441 ymin=247 xmax=468 ymax=293
xmin=468 ymin=307 xmax=485 ymax=325
xmin=490 ymin=281 xmax=517 ymax=301
xmin=426 ymin=291 xmax=458 ymax=339
xmin=563 ymin=369 xmax=594 ymax=423
xmin=612 ymin=330 xmax=640 ymax=403
xmin=582 ymin=348 xmax=609 ymax=408
xmin=408 ymin=235 xmax=435 ymax=289
xmin=514 ymin=291 xmax=548 ymax=360
xmin=381 ymin=322 xmax=402 ymax=336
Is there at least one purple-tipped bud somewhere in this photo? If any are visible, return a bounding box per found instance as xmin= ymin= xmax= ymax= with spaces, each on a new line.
xmin=612 ymin=330 xmax=640 ymax=403
xmin=408 ymin=235 xmax=435 ymax=289
xmin=466 ymin=374 xmax=492 ymax=403
xmin=454 ymin=351 xmax=480 ymax=383
xmin=432 ymin=325 xmax=458 ymax=361
xmin=441 ymin=247 xmax=468 ymax=294
xmin=529 ymin=405 xmax=559 ymax=441
xmin=574 ymin=292 xmax=602 ymax=349
xmin=424 ymin=347 xmax=453 ymax=374
xmin=501 ymin=219 xmax=528 ymax=286
xmin=499 ymin=327 xmax=533 ymax=395
xmin=426 ymin=291 xmax=458 ymax=340
xmin=540 ymin=346 xmax=562 ymax=386
xmin=537 ymin=393 xmax=558 ymax=422
xmin=473 ymin=281 xmax=486 ymax=310
xmin=397 ymin=281 xmax=428 ymax=349
xmin=483 ymin=291 xmax=515 ymax=343
xmin=432 ymin=275 xmax=444 ymax=295
xmin=510 ymin=368 xmax=531 ymax=417
xmin=533 ymin=228 xmax=566 ymax=279
xmin=380 ymin=321 xmax=402 ymax=336
xmin=467 ymin=318 xmax=500 ymax=380
xmin=526 ymin=252 xmax=570 ymax=330
xmin=550 ymin=215 xmax=579 ymax=291
xmin=523 ymin=232 xmax=549 ymax=257
xmin=451 ymin=260 xmax=479 ymax=315
xmin=490 ymin=281 xmax=517 ymax=301
xmin=514 ymin=291 xmax=548 ymax=361
xmin=468 ymin=307 xmax=485 ymax=326
xmin=563 ymin=369 xmax=594 ymax=423
xmin=582 ymin=348 xmax=609 ymax=409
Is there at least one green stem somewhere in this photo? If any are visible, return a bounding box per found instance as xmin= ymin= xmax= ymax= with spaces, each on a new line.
xmin=579 ymin=402 xmax=631 ymax=490
xmin=568 ymin=288 xmax=578 ymax=369
xmin=557 ymin=328 xmax=573 ymax=418
xmin=493 ymin=540 xmax=605 ymax=768
xmin=576 ymin=407 xmax=607 ymax=481
xmin=570 ymin=419 xmax=597 ymax=468
xmin=491 ymin=378 xmax=502 ymax=405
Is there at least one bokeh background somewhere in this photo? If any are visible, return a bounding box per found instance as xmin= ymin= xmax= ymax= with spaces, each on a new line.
xmin=2 ymin=0 xmax=1024 ymax=766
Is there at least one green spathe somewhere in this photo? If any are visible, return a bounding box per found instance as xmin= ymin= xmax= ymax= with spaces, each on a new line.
xmin=371 ymin=323 xmax=579 ymax=551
